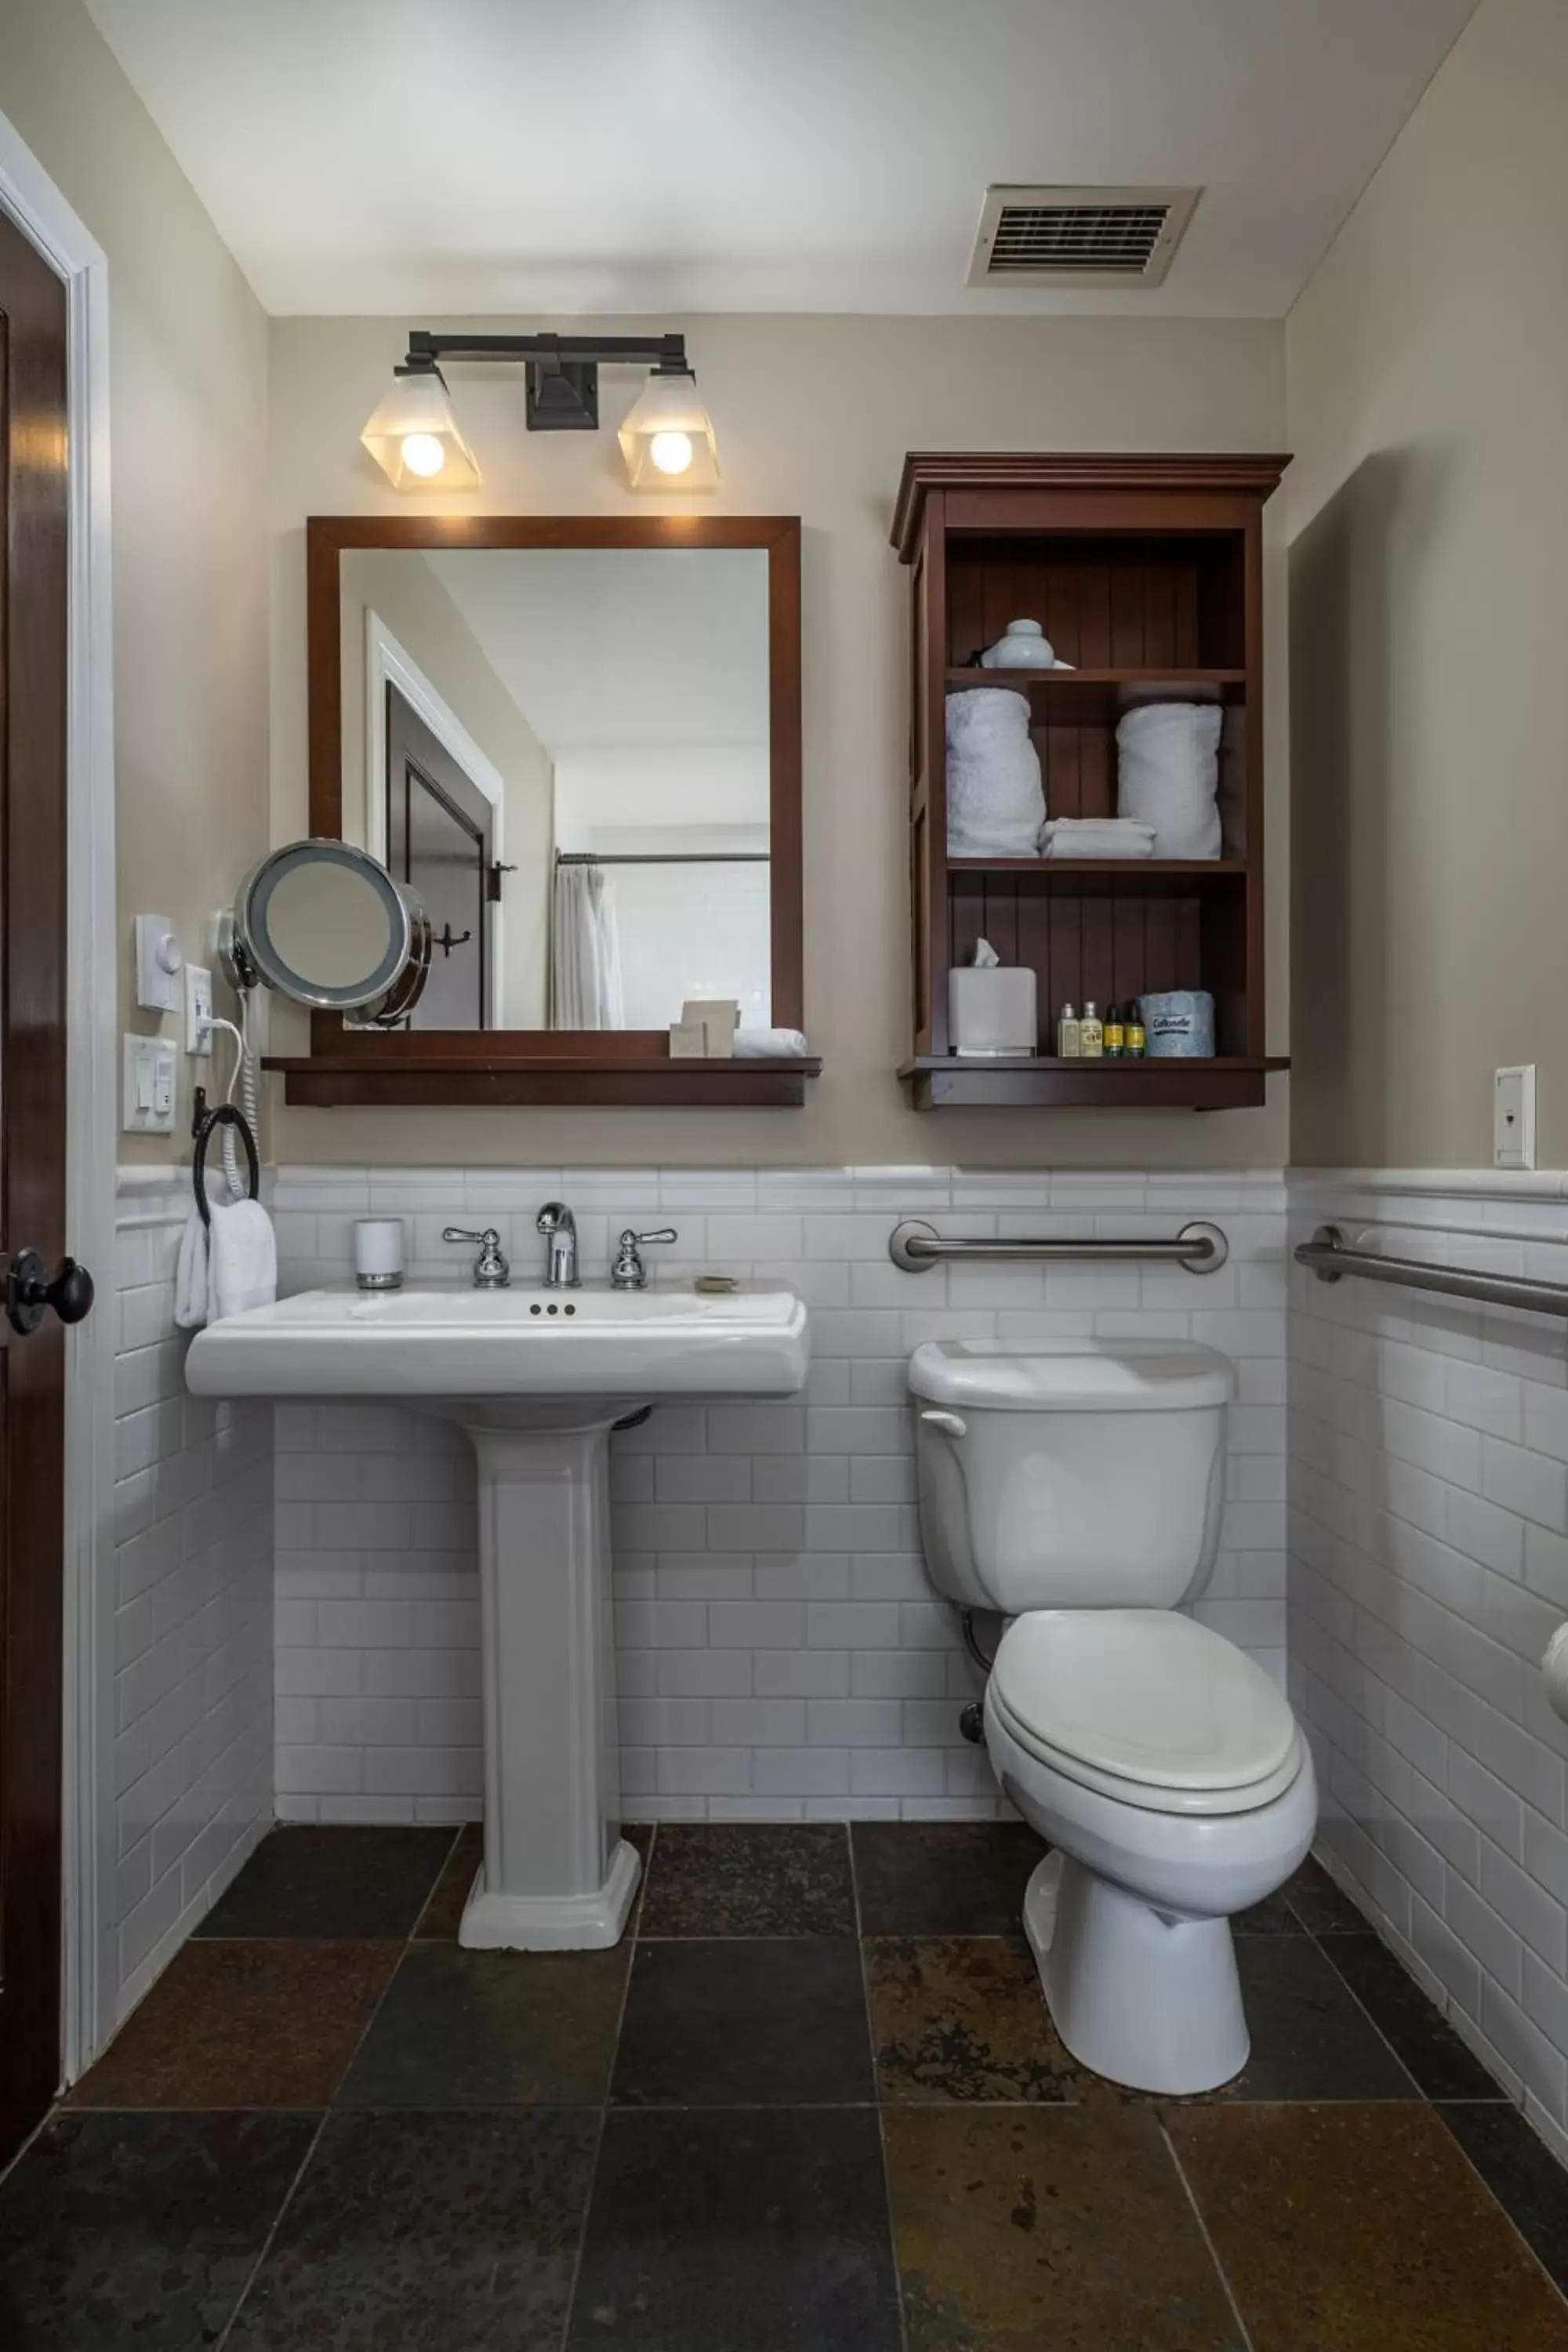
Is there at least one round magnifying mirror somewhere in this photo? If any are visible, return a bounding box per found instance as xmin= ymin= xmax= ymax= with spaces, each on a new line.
xmin=228 ymin=840 xmax=430 ymax=1021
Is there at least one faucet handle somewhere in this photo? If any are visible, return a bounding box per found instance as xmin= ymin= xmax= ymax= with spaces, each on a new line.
xmin=441 ymin=1226 xmax=510 ymax=1287
xmin=611 ymin=1227 xmax=678 ymax=1290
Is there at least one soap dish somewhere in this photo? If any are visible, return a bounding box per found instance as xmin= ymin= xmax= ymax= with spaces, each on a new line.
xmin=695 ymin=1275 xmax=739 ymax=1295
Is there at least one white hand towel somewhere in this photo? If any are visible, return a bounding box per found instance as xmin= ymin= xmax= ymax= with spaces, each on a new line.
xmin=174 ymin=1207 xmax=209 ymax=1330
xmin=208 ymin=1198 xmax=277 ymax=1320
xmin=732 ymin=1028 xmax=809 ymax=1060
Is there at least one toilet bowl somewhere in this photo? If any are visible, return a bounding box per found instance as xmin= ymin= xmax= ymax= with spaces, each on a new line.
xmin=910 ymin=1337 xmax=1317 ymax=2096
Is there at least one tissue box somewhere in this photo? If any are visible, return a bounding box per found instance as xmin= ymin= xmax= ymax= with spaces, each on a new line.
xmin=949 ymin=966 xmax=1036 ymax=1058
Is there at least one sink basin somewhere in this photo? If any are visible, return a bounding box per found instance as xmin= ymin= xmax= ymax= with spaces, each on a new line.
xmin=187 ymin=1281 xmax=810 ymax=1952
xmin=185 ymin=1282 xmax=809 ymax=1404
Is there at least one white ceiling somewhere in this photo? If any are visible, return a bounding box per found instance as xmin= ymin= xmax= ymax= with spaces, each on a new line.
xmin=86 ymin=0 xmax=1474 ymax=318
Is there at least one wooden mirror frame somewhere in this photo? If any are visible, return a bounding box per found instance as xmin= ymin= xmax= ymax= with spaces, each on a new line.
xmin=265 ymin=513 xmax=815 ymax=1107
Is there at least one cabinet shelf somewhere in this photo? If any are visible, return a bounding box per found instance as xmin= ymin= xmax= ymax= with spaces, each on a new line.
xmin=898 ymin=1055 xmax=1290 ymax=1112
xmin=946 ymin=857 xmax=1248 ymax=895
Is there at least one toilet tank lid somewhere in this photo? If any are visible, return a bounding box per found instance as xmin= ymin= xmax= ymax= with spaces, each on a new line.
xmin=909 ymin=1338 xmax=1235 ymax=1412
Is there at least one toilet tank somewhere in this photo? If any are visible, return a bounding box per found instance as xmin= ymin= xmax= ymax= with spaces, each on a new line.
xmin=910 ymin=1339 xmax=1233 ymax=1615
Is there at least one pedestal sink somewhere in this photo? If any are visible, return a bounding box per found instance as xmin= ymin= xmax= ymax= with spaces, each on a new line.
xmin=187 ymin=1284 xmax=809 ymax=1948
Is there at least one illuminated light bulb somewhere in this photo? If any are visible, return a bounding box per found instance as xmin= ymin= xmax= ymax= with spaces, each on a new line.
xmin=648 ymin=430 xmax=694 ymax=477
xmin=401 ymin=431 xmax=446 ymax=478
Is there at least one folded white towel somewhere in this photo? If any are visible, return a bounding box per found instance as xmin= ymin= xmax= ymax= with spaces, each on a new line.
xmin=733 ymin=1028 xmax=809 ymax=1060
xmin=1041 ymin=818 xmax=1156 ymax=861
xmin=174 ymin=1207 xmax=209 ymax=1330
xmin=209 ymin=1198 xmax=278 ymax=1320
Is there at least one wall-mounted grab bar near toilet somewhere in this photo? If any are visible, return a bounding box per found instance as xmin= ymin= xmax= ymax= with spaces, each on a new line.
xmin=1294 ymin=1225 xmax=1568 ymax=1318
xmin=887 ymin=1219 xmax=1229 ymax=1273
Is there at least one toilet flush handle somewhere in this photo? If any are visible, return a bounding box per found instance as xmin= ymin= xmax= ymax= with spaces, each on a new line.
xmin=920 ymin=1408 xmax=967 ymax=1438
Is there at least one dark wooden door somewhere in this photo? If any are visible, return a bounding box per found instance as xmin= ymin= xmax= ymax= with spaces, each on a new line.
xmin=0 ymin=203 xmax=74 ymax=2169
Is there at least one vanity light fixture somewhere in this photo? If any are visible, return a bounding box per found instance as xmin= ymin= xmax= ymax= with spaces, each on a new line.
xmin=358 ymin=330 xmax=718 ymax=492
xmin=616 ymin=364 xmax=720 ymax=491
xmin=358 ymin=365 xmax=482 ymax=491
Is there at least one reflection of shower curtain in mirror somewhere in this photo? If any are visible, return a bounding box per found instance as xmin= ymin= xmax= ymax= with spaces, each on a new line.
xmin=550 ymin=860 xmax=625 ymax=1029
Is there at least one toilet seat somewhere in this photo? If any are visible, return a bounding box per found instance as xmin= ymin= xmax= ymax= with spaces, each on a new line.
xmin=989 ymin=1610 xmax=1302 ymax=1817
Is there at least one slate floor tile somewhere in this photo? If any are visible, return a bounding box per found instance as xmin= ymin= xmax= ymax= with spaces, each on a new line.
xmin=638 ymin=1823 xmax=854 ymax=1937
xmin=0 ymin=2110 xmax=316 ymax=2352
xmin=337 ymin=1942 xmax=628 ymax=2107
xmin=851 ymin=1821 xmax=1046 ymax=1937
xmin=196 ymin=1824 xmax=457 ymax=1940
xmin=1207 ymin=1933 xmax=1417 ymax=2102
xmin=568 ymin=2107 xmax=899 ymax=2350
xmin=1282 ymin=1852 xmax=1367 ymax=1933
xmin=1319 ymin=1934 xmax=1507 ymax=2100
xmin=865 ymin=1936 xmax=1078 ymax=2103
xmin=884 ymin=2103 xmax=1244 ymax=2351
xmin=1171 ymin=2103 xmax=1568 ymax=2349
xmin=412 ymin=1823 xmax=485 ymax=1940
xmin=612 ymin=1938 xmax=873 ymax=2107
xmin=225 ymin=2108 xmax=599 ymax=2350
xmin=71 ymin=1940 xmax=398 ymax=2110
xmin=1440 ymin=2100 xmax=1568 ymax=2299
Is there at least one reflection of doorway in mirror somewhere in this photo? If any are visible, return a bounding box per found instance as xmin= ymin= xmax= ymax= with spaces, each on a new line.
xmin=384 ymin=685 xmax=495 ymax=1029
xmin=361 ymin=608 xmax=511 ymax=1029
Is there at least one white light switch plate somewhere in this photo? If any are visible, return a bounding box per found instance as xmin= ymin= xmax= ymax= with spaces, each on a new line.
xmin=1495 ymin=1065 xmax=1537 ymax=1170
xmin=123 ymin=1034 xmax=177 ymax=1136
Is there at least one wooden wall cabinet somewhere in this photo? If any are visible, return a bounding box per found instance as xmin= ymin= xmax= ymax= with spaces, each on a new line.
xmin=891 ymin=453 xmax=1289 ymax=1110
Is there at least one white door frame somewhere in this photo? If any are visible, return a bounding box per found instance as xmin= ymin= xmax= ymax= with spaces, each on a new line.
xmin=366 ymin=610 xmax=507 ymax=1028
xmin=0 ymin=114 xmax=120 ymax=2081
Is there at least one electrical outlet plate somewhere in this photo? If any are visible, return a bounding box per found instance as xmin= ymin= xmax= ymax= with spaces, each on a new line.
xmin=122 ymin=1034 xmax=177 ymax=1136
xmin=1494 ymin=1065 xmax=1537 ymax=1171
xmin=183 ymin=964 xmax=213 ymax=1055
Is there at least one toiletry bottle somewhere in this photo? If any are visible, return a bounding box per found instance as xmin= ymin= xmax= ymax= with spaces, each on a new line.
xmin=1057 ymin=1001 xmax=1080 ymax=1058
xmin=1079 ymin=1000 xmax=1104 ymax=1058
xmin=1105 ymin=1002 xmax=1124 ymax=1058
xmin=1126 ymin=1001 xmax=1146 ymax=1058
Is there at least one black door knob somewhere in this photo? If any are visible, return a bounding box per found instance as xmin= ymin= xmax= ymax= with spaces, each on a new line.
xmin=5 ymin=1250 xmax=96 ymax=1338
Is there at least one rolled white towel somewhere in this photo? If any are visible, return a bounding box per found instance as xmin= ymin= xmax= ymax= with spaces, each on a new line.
xmin=733 ymin=1028 xmax=809 ymax=1060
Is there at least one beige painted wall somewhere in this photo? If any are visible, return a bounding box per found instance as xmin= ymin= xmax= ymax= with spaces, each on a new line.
xmin=270 ymin=312 xmax=1290 ymax=1166
xmin=1287 ymin=0 xmax=1567 ymax=1168
xmin=339 ymin=550 xmax=553 ymax=1023
xmin=0 ymin=0 xmax=270 ymax=1163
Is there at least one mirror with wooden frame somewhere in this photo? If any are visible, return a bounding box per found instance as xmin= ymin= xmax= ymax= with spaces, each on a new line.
xmin=266 ymin=515 xmax=811 ymax=1106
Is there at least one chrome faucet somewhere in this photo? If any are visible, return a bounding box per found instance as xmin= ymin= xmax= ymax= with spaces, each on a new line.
xmin=610 ymin=1227 xmax=678 ymax=1290
xmin=535 ymin=1201 xmax=579 ymax=1289
xmin=442 ymin=1226 xmax=510 ymax=1289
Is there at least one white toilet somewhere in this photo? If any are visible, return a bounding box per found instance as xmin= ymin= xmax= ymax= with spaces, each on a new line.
xmin=911 ymin=1336 xmax=1316 ymax=2096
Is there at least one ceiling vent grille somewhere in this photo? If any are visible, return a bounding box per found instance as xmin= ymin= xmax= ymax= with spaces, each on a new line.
xmin=968 ymin=185 xmax=1200 ymax=289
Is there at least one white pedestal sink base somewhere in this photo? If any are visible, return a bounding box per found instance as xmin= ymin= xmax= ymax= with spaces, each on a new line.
xmin=457 ymin=1410 xmax=641 ymax=1951
xmin=459 ymin=1836 xmax=641 ymax=1950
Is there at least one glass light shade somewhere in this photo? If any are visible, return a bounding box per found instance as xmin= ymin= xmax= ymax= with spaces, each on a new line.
xmin=359 ymin=372 xmax=481 ymax=491
xmin=616 ymin=371 xmax=720 ymax=492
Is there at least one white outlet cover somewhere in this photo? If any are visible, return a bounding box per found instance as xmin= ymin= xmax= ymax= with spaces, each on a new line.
xmin=1494 ymin=1065 xmax=1537 ymax=1171
xmin=183 ymin=963 xmax=214 ymax=1055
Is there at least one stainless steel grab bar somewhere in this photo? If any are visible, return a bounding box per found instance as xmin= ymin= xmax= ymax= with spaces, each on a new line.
xmin=888 ymin=1218 xmax=1229 ymax=1274
xmin=1295 ymin=1224 xmax=1568 ymax=1319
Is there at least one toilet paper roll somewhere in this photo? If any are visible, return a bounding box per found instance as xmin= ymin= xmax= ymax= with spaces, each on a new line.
xmin=1541 ymin=1622 xmax=1568 ymax=1725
